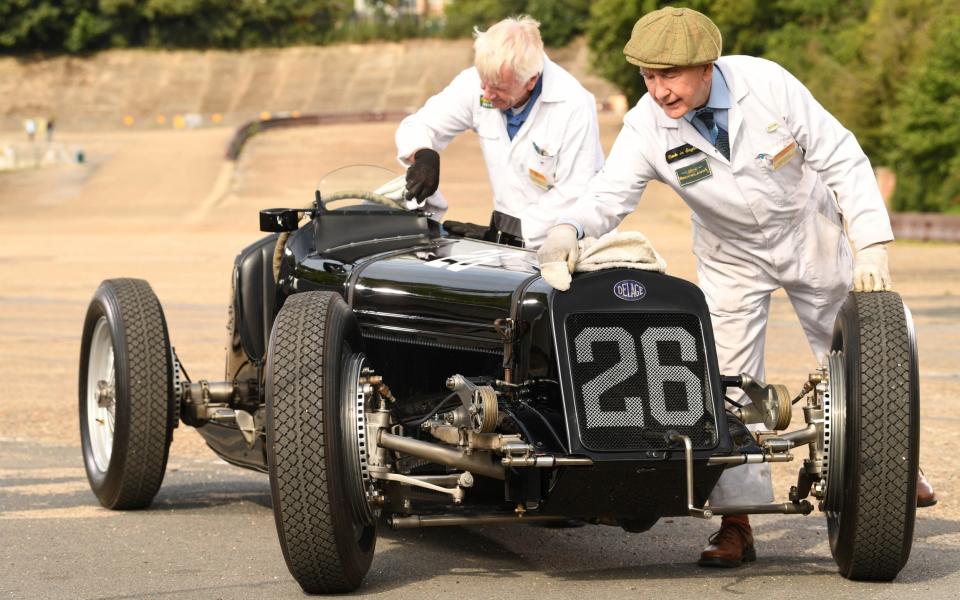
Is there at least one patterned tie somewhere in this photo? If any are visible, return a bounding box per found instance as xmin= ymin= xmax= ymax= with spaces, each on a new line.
xmin=696 ymin=108 xmax=730 ymax=160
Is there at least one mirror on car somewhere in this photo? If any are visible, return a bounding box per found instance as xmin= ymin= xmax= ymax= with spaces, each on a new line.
xmin=260 ymin=208 xmax=301 ymax=232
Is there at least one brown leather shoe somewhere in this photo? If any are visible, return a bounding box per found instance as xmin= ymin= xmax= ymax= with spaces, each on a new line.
xmin=917 ymin=469 xmax=938 ymax=508
xmin=698 ymin=514 xmax=756 ymax=568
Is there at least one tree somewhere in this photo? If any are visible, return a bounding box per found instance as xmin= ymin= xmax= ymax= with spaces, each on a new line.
xmin=443 ymin=0 xmax=525 ymax=39
xmin=883 ymin=13 xmax=960 ymax=212
xmin=443 ymin=0 xmax=589 ymax=47
xmin=525 ymin=0 xmax=590 ymax=47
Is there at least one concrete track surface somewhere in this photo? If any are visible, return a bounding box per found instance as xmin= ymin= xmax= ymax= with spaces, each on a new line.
xmin=1 ymin=118 xmax=959 ymax=599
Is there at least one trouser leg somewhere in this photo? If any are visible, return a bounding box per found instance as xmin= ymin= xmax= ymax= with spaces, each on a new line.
xmin=693 ymin=249 xmax=778 ymax=507
xmin=783 ymin=261 xmax=852 ymax=361
xmin=707 ymin=304 xmax=776 ymax=506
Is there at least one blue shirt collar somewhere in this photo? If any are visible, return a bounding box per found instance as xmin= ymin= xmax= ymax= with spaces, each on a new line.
xmin=683 ymin=67 xmax=731 ymax=123
xmin=503 ymin=75 xmax=543 ymax=140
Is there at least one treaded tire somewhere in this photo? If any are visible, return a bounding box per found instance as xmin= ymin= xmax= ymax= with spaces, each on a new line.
xmin=79 ymin=278 xmax=174 ymax=509
xmin=266 ymin=291 xmax=376 ymax=594
xmin=828 ymin=291 xmax=919 ymax=581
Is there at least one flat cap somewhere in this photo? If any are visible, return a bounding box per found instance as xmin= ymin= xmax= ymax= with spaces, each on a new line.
xmin=623 ymin=6 xmax=721 ymax=69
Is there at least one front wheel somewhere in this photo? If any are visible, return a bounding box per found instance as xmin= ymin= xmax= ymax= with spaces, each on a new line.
xmin=78 ymin=278 xmax=174 ymax=509
xmin=266 ymin=291 xmax=376 ymax=594
xmin=823 ymin=291 xmax=919 ymax=580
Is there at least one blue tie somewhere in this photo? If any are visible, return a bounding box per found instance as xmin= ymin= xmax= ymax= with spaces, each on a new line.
xmin=696 ymin=108 xmax=730 ymax=160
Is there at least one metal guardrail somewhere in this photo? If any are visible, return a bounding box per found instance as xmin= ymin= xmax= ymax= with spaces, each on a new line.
xmin=891 ymin=212 xmax=960 ymax=243
xmin=225 ymin=111 xmax=409 ymax=161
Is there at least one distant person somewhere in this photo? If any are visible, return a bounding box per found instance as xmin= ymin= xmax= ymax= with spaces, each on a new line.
xmin=537 ymin=6 xmax=937 ymax=568
xmin=46 ymin=117 xmax=55 ymax=143
xmin=395 ymin=15 xmax=604 ymax=248
xmin=25 ymin=118 xmax=36 ymax=142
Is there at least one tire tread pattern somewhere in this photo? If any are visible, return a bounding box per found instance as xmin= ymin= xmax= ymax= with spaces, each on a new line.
xmin=268 ymin=292 xmax=364 ymax=593
xmin=106 ymin=278 xmax=172 ymax=509
xmin=842 ymin=291 xmax=916 ymax=580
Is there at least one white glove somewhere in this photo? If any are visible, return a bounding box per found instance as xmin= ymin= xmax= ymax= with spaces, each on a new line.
xmin=537 ymin=225 xmax=580 ymax=291
xmin=853 ymin=243 xmax=892 ymax=292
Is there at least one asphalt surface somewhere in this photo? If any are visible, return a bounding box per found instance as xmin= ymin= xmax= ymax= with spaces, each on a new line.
xmin=2 ymin=439 xmax=958 ymax=600
xmin=1 ymin=120 xmax=959 ymax=598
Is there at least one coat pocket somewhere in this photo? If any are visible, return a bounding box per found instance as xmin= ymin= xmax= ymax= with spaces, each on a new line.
xmin=757 ymin=135 xmax=804 ymax=198
xmin=526 ymin=140 xmax=558 ymax=191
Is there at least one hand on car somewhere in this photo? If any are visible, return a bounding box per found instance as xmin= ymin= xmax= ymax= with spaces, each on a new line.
xmin=853 ymin=243 xmax=892 ymax=292
xmin=405 ymin=148 xmax=440 ymax=202
xmin=537 ymin=224 xmax=580 ymax=291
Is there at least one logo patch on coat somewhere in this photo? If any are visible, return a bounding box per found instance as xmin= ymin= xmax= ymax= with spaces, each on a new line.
xmin=613 ymin=280 xmax=646 ymax=301
xmin=675 ymin=159 xmax=712 ymax=187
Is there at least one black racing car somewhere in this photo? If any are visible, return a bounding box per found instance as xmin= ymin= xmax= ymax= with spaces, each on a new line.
xmin=79 ymin=166 xmax=920 ymax=593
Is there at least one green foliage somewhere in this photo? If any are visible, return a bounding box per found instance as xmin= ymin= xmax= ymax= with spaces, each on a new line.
xmin=525 ymin=0 xmax=590 ymax=46
xmin=443 ymin=0 xmax=525 ymax=38
xmin=443 ymin=0 xmax=588 ymax=47
xmin=884 ymin=13 xmax=960 ymax=212
xmin=0 ymin=0 xmax=358 ymax=51
xmin=585 ymin=0 xmax=650 ymax=105
xmin=0 ymin=0 xmax=75 ymax=51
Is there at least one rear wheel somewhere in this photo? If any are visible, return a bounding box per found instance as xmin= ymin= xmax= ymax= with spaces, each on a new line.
xmin=824 ymin=291 xmax=919 ymax=580
xmin=266 ymin=291 xmax=376 ymax=594
xmin=78 ymin=278 xmax=174 ymax=509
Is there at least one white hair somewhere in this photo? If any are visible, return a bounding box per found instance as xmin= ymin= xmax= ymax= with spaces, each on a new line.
xmin=473 ymin=16 xmax=544 ymax=85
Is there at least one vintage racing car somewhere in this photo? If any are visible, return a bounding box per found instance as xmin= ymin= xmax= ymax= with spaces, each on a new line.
xmin=79 ymin=166 xmax=920 ymax=593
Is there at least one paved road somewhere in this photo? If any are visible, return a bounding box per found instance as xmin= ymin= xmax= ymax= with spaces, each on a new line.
xmin=3 ymin=440 xmax=958 ymax=600
xmin=1 ymin=120 xmax=958 ymax=598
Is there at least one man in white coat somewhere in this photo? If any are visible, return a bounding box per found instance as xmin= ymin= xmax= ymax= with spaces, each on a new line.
xmin=395 ymin=16 xmax=604 ymax=249
xmin=536 ymin=7 xmax=936 ymax=567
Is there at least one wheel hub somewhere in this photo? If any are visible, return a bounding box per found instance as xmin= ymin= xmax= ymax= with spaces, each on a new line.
xmin=343 ymin=354 xmax=375 ymax=525
xmin=86 ymin=316 xmax=116 ymax=472
xmin=822 ymin=350 xmax=846 ymax=517
xmin=96 ymin=380 xmax=115 ymax=407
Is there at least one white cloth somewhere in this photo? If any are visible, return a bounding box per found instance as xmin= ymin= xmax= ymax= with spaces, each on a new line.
xmin=576 ymin=231 xmax=667 ymax=272
xmin=374 ymin=174 xmax=448 ymax=215
xmin=540 ymin=231 xmax=666 ymax=290
xmin=373 ymin=175 xmax=406 ymax=202
xmin=558 ymin=55 xmax=893 ymax=508
xmin=395 ymin=56 xmax=604 ymax=249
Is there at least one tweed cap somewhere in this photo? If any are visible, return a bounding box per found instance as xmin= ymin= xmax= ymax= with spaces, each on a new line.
xmin=623 ymin=6 xmax=721 ymax=69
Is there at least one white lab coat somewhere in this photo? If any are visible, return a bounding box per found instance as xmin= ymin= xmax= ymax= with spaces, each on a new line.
xmin=396 ymin=56 xmax=604 ymax=248
xmin=562 ymin=55 xmax=894 ymax=507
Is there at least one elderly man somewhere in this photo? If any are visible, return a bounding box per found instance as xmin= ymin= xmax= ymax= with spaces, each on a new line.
xmin=395 ymin=16 xmax=604 ymax=249
xmin=537 ymin=7 xmax=936 ymax=567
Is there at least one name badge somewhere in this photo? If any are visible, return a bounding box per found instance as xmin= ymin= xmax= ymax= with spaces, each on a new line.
xmin=529 ymin=168 xmax=551 ymax=190
xmin=675 ymin=159 xmax=712 ymax=187
xmin=771 ymin=142 xmax=797 ymax=170
xmin=665 ymin=143 xmax=701 ymax=164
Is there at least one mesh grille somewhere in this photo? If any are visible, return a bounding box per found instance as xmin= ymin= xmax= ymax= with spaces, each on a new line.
xmin=565 ymin=313 xmax=716 ymax=451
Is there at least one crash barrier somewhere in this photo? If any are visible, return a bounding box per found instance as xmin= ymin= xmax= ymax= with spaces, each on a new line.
xmin=224 ymin=112 xmax=960 ymax=243
xmin=226 ymin=111 xmax=409 ymax=161
xmin=891 ymin=213 xmax=960 ymax=243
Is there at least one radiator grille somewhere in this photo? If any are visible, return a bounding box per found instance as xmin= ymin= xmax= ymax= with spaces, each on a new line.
xmin=565 ymin=313 xmax=716 ymax=451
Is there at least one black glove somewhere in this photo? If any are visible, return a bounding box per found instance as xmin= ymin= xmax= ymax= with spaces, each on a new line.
xmin=405 ymin=148 xmax=440 ymax=202
xmin=443 ymin=220 xmax=488 ymax=239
